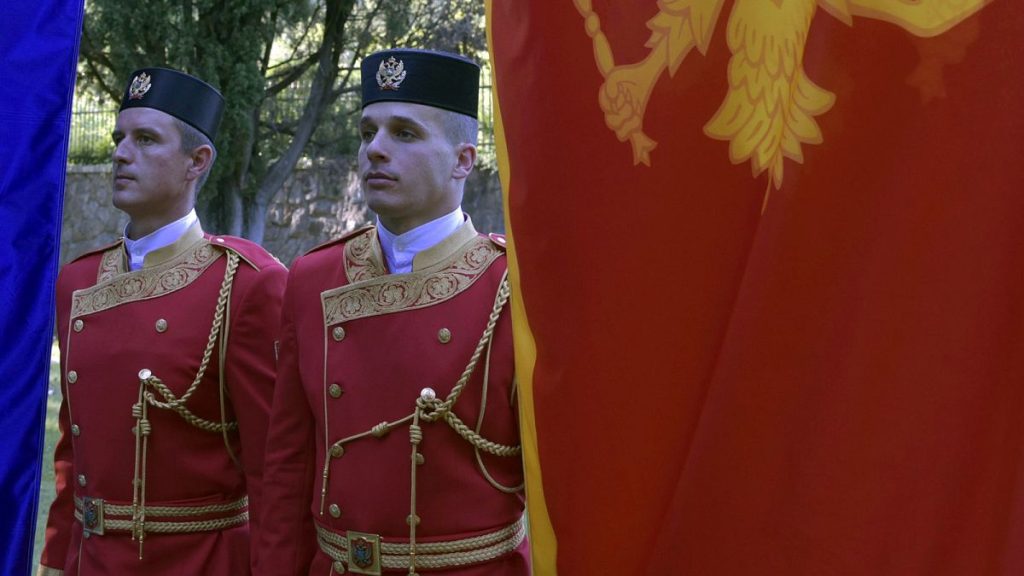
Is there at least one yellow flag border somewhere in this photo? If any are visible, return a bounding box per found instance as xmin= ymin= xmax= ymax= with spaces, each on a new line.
xmin=486 ymin=2 xmax=558 ymax=572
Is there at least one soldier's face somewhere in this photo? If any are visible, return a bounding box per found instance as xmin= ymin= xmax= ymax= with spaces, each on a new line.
xmin=111 ymin=108 xmax=194 ymax=234
xmin=358 ymin=101 xmax=465 ymax=235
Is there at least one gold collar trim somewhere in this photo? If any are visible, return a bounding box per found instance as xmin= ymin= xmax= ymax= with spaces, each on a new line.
xmin=72 ymin=238 xmax=223 ymax=318
xmin=97 ymin=242 xmax=128 ymax=283
xmin=323 ymin=233 xmax=502 ymax=326
xmin=143 ymin=220 xmax=206 ymax=268
xmin=412 ymin=216 xmax=478 ymax=271
xmin=343 ymin=228 xmax=388 ymax=284
xmin=343 ymin=217 xmax=480 ymax=282
xmin=97 ymin=221 xmax=206 ymax=283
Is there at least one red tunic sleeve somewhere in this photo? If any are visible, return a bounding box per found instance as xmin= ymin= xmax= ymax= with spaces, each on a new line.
xmin=223 ymin=254 xmax=288 ymax=569
xmin=255 ymin=259 xmax=319 ymax=575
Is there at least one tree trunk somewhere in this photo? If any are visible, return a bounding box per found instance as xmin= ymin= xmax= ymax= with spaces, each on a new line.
xmin=252 ymin=0 xmax=357 ymax=228
xmin=226 ymin=183 xmax=244 ymax=237
xmin=244 ymin=197 xmax=268 ymax=246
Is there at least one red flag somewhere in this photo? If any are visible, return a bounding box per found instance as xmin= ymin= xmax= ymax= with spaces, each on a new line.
xmin=489 ymin=0 xmax=1024 ymax=574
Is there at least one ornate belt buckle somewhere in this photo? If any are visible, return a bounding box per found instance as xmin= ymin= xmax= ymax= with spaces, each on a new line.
xmin=346 ymin=530 xmax=382 ymax=576
xmin=81 ymin=497 xmax=105 ymax=536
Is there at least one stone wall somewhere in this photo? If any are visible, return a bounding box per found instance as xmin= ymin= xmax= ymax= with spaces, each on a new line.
xmin=61 ymin=165 xmax=129 ymax=264
xmin=62 ymin=160 xmax=504 ymax=268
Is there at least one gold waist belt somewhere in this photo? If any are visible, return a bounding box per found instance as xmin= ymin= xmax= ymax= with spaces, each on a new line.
xmin=315 ymin=514 xmax=526 ymax=575
xmin=73 ymin=494 xmax=248 ymax=537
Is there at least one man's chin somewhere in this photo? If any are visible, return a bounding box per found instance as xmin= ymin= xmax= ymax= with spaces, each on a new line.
xmin=110 ymin=194 xmax=130 ymax=211
xmin=110 ymin=193 xmax=142 ymax=216
xmin=364 ymin=196 xmax=402 ymax=219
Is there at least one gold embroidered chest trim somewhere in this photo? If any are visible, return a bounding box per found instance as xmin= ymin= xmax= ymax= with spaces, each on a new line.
xmin=343 ymin=228 xmax=387 ymax=284
xmin=71 ymin=240 xmax=223 ymax=318
xmin=322 ymin=236 xmax=501 ymax=325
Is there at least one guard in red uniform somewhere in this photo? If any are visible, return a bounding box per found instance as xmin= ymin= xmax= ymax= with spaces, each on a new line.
xmin=258 ymin=50 xmax=528 ymax=575
xmin=37 ymin=68 xmax=287 ymax=576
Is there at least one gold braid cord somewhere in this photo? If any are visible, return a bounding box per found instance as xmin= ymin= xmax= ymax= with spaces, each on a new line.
xmin=316 ymin=515 xmax=527 ymax=571
xmin=319 ymin=274 xmax=520 ymax=575
xmin=74 ymin=495 xmax=249 ymax=534
xmin=130 ymin=251 xmax=239 ymax=558
xmin=76 ymin=494 xmax=247 ymax=517
xmin=415 ymin=274 xmax=518 ymax=454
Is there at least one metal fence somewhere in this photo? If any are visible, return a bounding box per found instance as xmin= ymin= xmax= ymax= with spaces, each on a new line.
xmin=67 ymin=71 xmax=496 ymax=165
xmin=68 ymin=98 xmax=116 ymax=164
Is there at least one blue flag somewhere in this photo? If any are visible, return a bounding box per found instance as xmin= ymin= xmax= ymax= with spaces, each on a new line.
xmin=0 ymin=2 xmax=84 ymax=574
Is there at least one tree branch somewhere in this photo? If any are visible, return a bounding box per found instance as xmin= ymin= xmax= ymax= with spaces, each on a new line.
xmin=265 ymin=53 xmax=320 ymax=96
xmin=255 ymin=0 xmax=357 ymax=206
xmin=79 ymin=27 xmax=120 ymax=101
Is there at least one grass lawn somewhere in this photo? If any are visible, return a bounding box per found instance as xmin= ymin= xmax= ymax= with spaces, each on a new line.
xmin=33 ymin=341 xmax=63 ymax=568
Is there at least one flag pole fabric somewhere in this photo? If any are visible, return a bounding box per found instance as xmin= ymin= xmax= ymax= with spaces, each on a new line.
xmin=0 ymin=2 xmax=84 ymax=574
xmin=489 ymin=1 xmax=1024 ymax=574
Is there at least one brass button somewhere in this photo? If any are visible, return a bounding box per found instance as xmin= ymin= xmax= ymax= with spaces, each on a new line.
xmin=328 ymin=383 xmax=343 ymax=399
xmin=329 ymin=445 xmax=344 ymax=458
xmin=155 ymin=319 xmax=168 ymax=333
xmin=332 ymin=326 xmax=346 ymax=341
xmin=77 ymin=474 xmax=87 ymax=487
xmin=71 ymin=424 xmax=81 ymax=437
xmin=332 ymin=560 xmax=346 ymax=573
xmin=437 ymin=328 xmax=451 ymax=344
xmin=67 ymin=370 xmax=78 ymax=384
xmin=328 ymin=504 xmax=341 ymax=518
xmin=73 ymin=319 xmax=84 ymax=332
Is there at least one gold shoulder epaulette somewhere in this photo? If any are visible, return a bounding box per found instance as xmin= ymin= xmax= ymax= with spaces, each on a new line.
xmin=486 ymin=233 xmax=507 ymax=250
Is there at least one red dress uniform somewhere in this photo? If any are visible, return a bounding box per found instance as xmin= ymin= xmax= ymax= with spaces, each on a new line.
xmin=258 ymin=218 xmax=528 ymax=576
xmin=38 ymin=222 xmax=287 ymax=576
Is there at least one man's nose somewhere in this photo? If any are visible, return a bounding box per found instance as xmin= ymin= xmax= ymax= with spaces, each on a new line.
xmin=364 ymin=133 xmax=388 ymax=160
xmin=112 ymin=140 xmax=130 ymax=163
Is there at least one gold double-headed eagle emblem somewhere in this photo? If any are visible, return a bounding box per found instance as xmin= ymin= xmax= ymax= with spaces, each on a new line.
xmin=128 ymin=72 xmax=152 ymax=100
xmin=574 ymin=0 xmax=991 ymax=202
xmin=376 ymin=56 xmax=407 ymax=91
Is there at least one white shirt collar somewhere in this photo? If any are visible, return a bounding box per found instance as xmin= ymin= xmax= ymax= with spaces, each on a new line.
xmin=123 ymin=209 xmax=199 ymax=271
xmin=377 ymin=208 xmax=464 ymax=274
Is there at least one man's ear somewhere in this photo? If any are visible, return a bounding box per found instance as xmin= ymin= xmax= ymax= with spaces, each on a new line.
xmin=452 ymin=143 xmax=477 ymax=180
xmin=186 ymin=144 xmax=214 ymax=182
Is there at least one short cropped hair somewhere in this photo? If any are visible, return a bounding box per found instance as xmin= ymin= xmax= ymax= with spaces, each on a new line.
xmin=441 ymin=109 xmax=479 ymax=147
xmin=174 ymin=118 xmax=218 ymax=192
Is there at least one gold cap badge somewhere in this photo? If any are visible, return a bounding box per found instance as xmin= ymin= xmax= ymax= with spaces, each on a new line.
xmin=376 ymin=56 xmax=406 ymax=91
xmin=128 ymin=72 xmax=152 ymax=100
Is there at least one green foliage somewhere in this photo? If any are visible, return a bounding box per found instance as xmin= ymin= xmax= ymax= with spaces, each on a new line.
xmin=66 ymin=89 xmax=115 ymax=164
xmin=68 ymin=137 xmax=114 ymax=165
